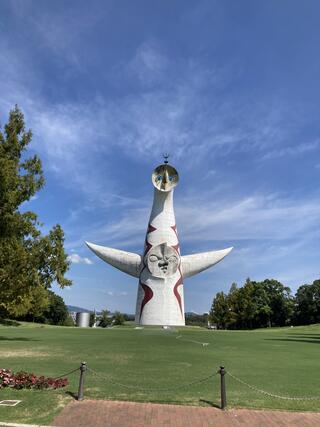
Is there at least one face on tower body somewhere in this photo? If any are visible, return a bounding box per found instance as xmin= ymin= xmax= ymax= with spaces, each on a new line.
xmin=146 ymin=243 xmax=179 ymax=278
xmin=152 ymin=164 xmax=179 ymax=192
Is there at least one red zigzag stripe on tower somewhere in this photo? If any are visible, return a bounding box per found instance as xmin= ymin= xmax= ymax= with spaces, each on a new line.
xmin=171 ymin=224 xmax=178 ymax=238
xmin=171 ymin=243 xmax=180 ymax=252
xmin=144 ymin=224 xmax=157 ymax=255
xmin=139 ymin=282 xmax=154 ymax=320
xmin=173 ymin=267 xmax=183 ymax=316
xmin=171 ymin=224 xmax=183 ymax=316
xmin=147 ymin=224 xmax=157 ymax=234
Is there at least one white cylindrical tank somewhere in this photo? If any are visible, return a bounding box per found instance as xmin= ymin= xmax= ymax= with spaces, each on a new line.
xmin=76 ymin=312 xmax=90 ymax=327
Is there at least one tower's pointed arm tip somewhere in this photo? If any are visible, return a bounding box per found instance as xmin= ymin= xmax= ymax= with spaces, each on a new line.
xmin=85 ymin=241 xmax=142 ymax=278
xmin=181 ymin=246 xmax=234 ymax=279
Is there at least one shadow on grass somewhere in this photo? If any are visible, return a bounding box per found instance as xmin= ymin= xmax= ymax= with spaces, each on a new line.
xmin=265 ymin=336 xmax=320 ymax=344
xmin=199 ymin=399 xmax=221 ymax=409
xmin=0 ymin=319 xmax=20 ymax=326
xmin=0 ymin=336 xmax=39 ymax=341
xmin=287 ymin=333 xmax=320 ymax=339
xmin=65 ymin=391 xmax=78 ymax=400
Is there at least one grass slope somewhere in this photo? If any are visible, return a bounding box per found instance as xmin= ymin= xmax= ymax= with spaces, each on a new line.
xmin=0 ymin=322 xmax=320 ymax=424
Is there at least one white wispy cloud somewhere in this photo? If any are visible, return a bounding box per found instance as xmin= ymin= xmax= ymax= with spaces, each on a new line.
xmin=176 ymin=191 xmax=320 ymax=242
xmin=261 ymin=140 xmax=320 ymax=160
xmin=67 ymin=253 xmax=93 ymax=265
xmin=0 ymin=40 xmax=297 ymax=190
xmin=9 ymin=1 xmax=105 ymax=70
xmin=2 ymin=37 xmax=318 ymax=287
xmin=106 ymin=291 xmax=128 ymax=297
xmin=68 ymin=204 xmax=149 ymax=250
xmin=67 ymin=188 xmax=320 ymax=252
xmin=128 ymin=41 xmax=169 ymax=85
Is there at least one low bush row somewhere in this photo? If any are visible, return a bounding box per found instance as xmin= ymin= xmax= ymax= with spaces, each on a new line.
xmin=0 ymin=368 xmax=68 ymax=389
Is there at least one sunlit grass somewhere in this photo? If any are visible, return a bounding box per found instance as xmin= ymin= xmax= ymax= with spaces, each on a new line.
xmin=0 ymin=322 xmax=320 ymax=424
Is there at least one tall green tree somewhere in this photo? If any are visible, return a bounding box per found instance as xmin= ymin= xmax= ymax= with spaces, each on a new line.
xmin=228 ymin=280 xmax=256 ymax=329
xmin=39 ymin=290 xmax=71 ymax=325
xmin=113 ymin=311 xmax=125 ymax=326
xmin=210 ymin=291 xmax=230 ymax=329
xmin=294 ymin=280 xmax=320 ymax=325
xmin=19 ymin=290 xmax=71 ymax=325
xmin=250 ymin=281 xmax=271 ymax=328
xmin=211 ymin=278 xmax=294 ymax=330
xmin=99 ymin=309 xmax=112 ymax=327
xmin=0 ymin=106 xmax=72 ymax=318
xmin=260 ymin=279 xmax=294 ymax=327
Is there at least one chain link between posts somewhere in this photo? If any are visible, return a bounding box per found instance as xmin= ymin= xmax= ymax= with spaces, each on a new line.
xmin=227 ymin=371 xmax=320 ymax=401
xmin=87 ymin=367 xmax=217 ymax=392
xmin=53 ymin=367 xmax=80 ymax=380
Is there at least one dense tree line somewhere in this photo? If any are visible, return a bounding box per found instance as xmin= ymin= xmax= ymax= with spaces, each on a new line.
xmin=98 ymin=309 xmax=125 ymax=327
xmin=0 ymin=106 xmax=71 ymax=322
xmin=210 ymin=278 xmax=320 ymax=329
xmin=16 ymin=290 xmax=73 ymax=326
xmin=294 ymin=280 xmax=320 ymax=325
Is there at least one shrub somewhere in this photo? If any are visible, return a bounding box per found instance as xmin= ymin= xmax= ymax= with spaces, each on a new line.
xmin=113 ymin=311 xmax=125 ymax=326
xmin=0 ymin=368 xmax=68 ymax=390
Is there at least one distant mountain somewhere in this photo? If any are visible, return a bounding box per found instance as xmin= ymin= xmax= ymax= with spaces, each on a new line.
xmin=185 ymin=311 xmax=209 ymax=316
xmin=67 ymin=305 xmax=91 ymax=313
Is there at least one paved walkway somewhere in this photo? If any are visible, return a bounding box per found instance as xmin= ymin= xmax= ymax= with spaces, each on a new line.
xmin=53 ymin=400 xmax=320 ymax=427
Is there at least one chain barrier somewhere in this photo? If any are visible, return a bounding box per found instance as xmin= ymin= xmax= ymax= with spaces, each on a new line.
xmin=227 ymin=371 xmax=320 ymax=401
xmin=53 ymin=367 xmax=80 ymax=380
xmin=87 ymin=367 xmax=217 ymax=393
xmin=48 ymin=364 xmax=320 ymax=403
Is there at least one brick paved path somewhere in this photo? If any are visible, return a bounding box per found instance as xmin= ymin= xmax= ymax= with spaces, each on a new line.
xmin=53 ymin=400 xmax=320 ymax=427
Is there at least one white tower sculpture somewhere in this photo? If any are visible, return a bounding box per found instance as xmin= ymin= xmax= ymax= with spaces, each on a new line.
xmin=86 ymin=159 xmax=233 ymax=326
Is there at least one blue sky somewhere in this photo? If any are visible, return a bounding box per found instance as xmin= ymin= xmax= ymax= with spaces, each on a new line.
xmin=1 ymin=0 xmax=320 ymax=313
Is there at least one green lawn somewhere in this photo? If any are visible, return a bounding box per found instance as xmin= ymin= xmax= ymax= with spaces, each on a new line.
xmin=0 ymin=322 xmax=320 ymax=424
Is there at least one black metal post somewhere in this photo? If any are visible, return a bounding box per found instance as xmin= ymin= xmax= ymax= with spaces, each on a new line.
xmin=77 ymin=362 xmax=87 ymax=401
xmin=219 ymin=366 xmax=227 ymax=410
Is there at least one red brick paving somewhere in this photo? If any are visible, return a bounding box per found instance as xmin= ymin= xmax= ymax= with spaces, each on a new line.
xmin=52 ymin=399 xmax=320 ymax=427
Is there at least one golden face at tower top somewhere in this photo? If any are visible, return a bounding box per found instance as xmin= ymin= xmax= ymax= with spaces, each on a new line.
xmin=151 ymin=164 xmax=179 ymax=192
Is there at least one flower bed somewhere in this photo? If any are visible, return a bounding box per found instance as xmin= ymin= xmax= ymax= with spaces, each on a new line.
xmin=0 ymin=368 xmax=68 ymax=390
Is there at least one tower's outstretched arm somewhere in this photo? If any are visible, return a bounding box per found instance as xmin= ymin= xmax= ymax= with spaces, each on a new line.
xmin=86 ymin=241 xmax=233 ymax=280
xmin=181 ymin=247 xmax=233 ymax=278
xmin=85 ymin=242 xmax=142 ymax=278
